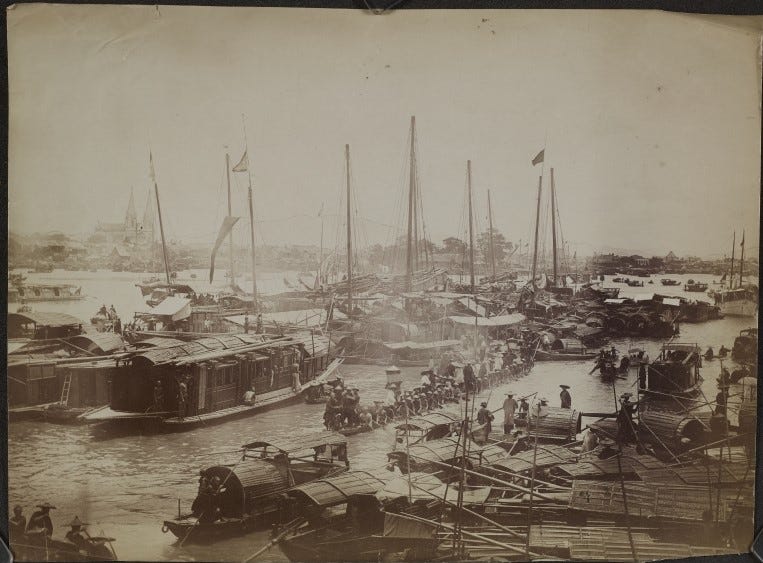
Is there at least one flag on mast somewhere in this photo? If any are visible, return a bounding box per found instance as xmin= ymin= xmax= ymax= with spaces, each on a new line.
xmin=232 ymin=150 xmax=249 ymax=173
xmin=210 ymin=216 xmax=241 ymax=282
xmin=740 ymin=232 xmax=745 ymax=247
xmin=531 ymin=149 xmax=545 ymax=166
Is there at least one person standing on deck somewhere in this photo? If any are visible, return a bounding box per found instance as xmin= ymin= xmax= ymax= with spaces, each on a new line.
xmin=502 ymin=391 xmax=518 ymax=434
xmin=243 ymin=315 xmax=250 ymax=334
xmin=477 ymin=402 xmax=494 ymax=435
xmin=638 ymin=365 xmax=647 ymax=390
xmin=463 ymin=363 xmax=476 ymax=393
xmin=177 ymin=378 xmax=189 ymax=420
xmin=559 ymin=385 xmax=572 ymax=409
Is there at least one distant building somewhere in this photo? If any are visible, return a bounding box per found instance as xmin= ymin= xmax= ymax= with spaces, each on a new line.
xmin=665 ymin=251 xmax=679 ymax=263
xmin=91 ymin=189 xmax=155 ymax=247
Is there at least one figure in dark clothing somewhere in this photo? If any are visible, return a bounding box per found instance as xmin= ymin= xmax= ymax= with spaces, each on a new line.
xmin=616 ymin=393 xmax=637 ymax=444
xmin=27 ymin=503 xmax=55 ymax=536
xmin=715 ymin=390 xmax=727 ymax=417
xmin=477 ymin=402 xmax=494 ymax=435
xmin=638 ymin=365 xmax=647 ymax=389
xmin=463 ymin=363 xmax=476 ymax=393
xmin=559 ymin=385 xmax=572 ymax=409
xmin=10 ymin=505 xmax=26 ymax=538
xmin=177 ymin=379 xmax=189 ymax=420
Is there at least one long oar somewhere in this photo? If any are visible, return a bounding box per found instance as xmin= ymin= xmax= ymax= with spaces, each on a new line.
xmin=242 ymin=517 xmax=306 ymax=562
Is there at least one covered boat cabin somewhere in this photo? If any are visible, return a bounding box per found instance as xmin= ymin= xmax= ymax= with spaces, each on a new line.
xmin=8 ymin=311 xmax=84 ymax=340
xmin=194 ymin=432 xmax=349 ymax=520
xmin=643 ymin=343 xmax=702 ymax=397
xmin=393 ymin=412 xmax=461 ymax=448
xmin=96 ymin=332 xmax=332 ymax=425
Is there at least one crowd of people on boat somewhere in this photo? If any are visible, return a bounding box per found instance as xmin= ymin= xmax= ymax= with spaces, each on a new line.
xmin=9 ymin=502 xmax=114 ymax=559
xmin=321 ymin=340 xmax=534 ymax=432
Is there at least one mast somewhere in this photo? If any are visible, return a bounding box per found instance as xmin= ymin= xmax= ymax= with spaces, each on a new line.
xmin=729 ymin=231 xmax=736 ymax=289
xmin=247 ymin=180 xmax=258 ymax=311
xmin=225 ymin=153 xmax=235 ymax=286
xmin=346 ymin=144 xmax=353 ymax=315
xmin=319 ymin=203 xmax=324 ymax=287
xmin=551 ymin=168 xmax=558 ymax=287
xmin=406 ymin=116 xmax=415 ymax=292
xmin=531 ymin=176 xmax=542 ymax=290
xmin=467 ymin=160 xmax=475 ymax=293
xmin=488 ymin=189 xmax=496 ymax=279
xmin=738 ymin=230 xmax=745 ymax=288
xmin=150 ymin=153 xmax=172 ymax=285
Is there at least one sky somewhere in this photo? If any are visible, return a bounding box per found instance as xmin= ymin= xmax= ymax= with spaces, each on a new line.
xmin=7 ymin=6 xmax=763 ymax=258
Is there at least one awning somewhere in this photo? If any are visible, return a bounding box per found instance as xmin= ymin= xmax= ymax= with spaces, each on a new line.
xmin=8 ymin=311 xmax=83 ymax=327
xmin=448 ymin=313 xmax=526 ymax=327
xmin=662 ymin=298 xmax=681 ymax=307
xmin=138 ymin=296 xmax=192 ymax=321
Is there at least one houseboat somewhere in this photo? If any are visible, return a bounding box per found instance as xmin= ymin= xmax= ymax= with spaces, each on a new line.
xmin=535 ymin=338 xmax=597 ymax=361
xmin=7 ymin=340 xmax=128 ymax=423
xmin=641 ymin=343 xmax=703 ymax=398
xmin=8 ymin=283 xmax=84 ymax=302
xmin=82 ymin=332 xmax=339 ymax=432
xmin=683 ymin=280 xmax=708 ymax=293
xmin=162 ymin=431 xmax=349 ymax=542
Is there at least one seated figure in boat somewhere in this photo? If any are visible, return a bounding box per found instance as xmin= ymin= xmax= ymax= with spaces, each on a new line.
xmin=26 ymin=502 xmax=55 ymax=537
xmin=10 ymin=505 xmax=26 ymax=538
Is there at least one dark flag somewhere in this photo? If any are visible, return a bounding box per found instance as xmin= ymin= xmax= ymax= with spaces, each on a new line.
xmin=532 ymin=149 xmax=544 ymax=166
xmin=210 ymin=216 xmax=240 ymax=283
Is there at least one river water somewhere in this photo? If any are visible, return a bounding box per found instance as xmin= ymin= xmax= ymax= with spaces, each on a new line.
xmin=7 ymin=269 xmax=757 ymax=561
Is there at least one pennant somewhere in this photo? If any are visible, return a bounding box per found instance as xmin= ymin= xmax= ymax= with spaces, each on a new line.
xmin=531 ymin=149 xmax=544 ymax=166
xmin=740 ymin=232 xmax=745 ymax=247
xmin=232 ymin=150 xmax=249 ymax=173
xmin=210 ymin=216 xmax=241 ymax=283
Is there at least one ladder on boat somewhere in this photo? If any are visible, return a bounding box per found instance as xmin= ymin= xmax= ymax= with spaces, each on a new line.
xmin=60 ymin=372 xmax=72 ymax=405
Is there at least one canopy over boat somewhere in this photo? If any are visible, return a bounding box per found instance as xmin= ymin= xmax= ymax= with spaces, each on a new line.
xmin=393 ymin=412 xmax=461 ymax=432
xmin=8 ymin=311 xmax=83 ymax=328
xmin=286 ymin=470 xmax=389 ymax=508
xmin=242 ymin=431 xmax=347 ymax=454
xmin=137 ymin=296 xmax=192 ymax=321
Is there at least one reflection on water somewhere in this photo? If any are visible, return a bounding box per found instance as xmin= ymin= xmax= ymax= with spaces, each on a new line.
xmin=7 ymin=270 xmax=757 ymax=561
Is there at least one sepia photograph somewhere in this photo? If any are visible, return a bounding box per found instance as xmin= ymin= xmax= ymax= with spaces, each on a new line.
xmin=5 ymin=5 xmax=762 ymax=562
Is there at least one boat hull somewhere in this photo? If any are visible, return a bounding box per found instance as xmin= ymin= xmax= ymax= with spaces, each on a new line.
xmin=535 ymin=350 xmax=597 ymax=361
xmin=163 ymin=515 xmax=259 ymax=543
xmin=718 ymin=299 xmax=757 ymax=317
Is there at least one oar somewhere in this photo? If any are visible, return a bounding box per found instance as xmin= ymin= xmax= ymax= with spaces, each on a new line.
xmin=242 ymin=517 xmax=306 ymax=562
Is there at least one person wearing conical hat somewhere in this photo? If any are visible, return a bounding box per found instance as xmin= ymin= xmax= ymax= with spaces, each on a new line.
xmin=559 ymin=385 xmax=572 ymax=409
xmin=27 ymin=502 xmax=56 ymax=536
xmin=65 ymin=515 xmax=89 ymax=550
xmin=477 ymin=401 xmax=494 ymax=436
